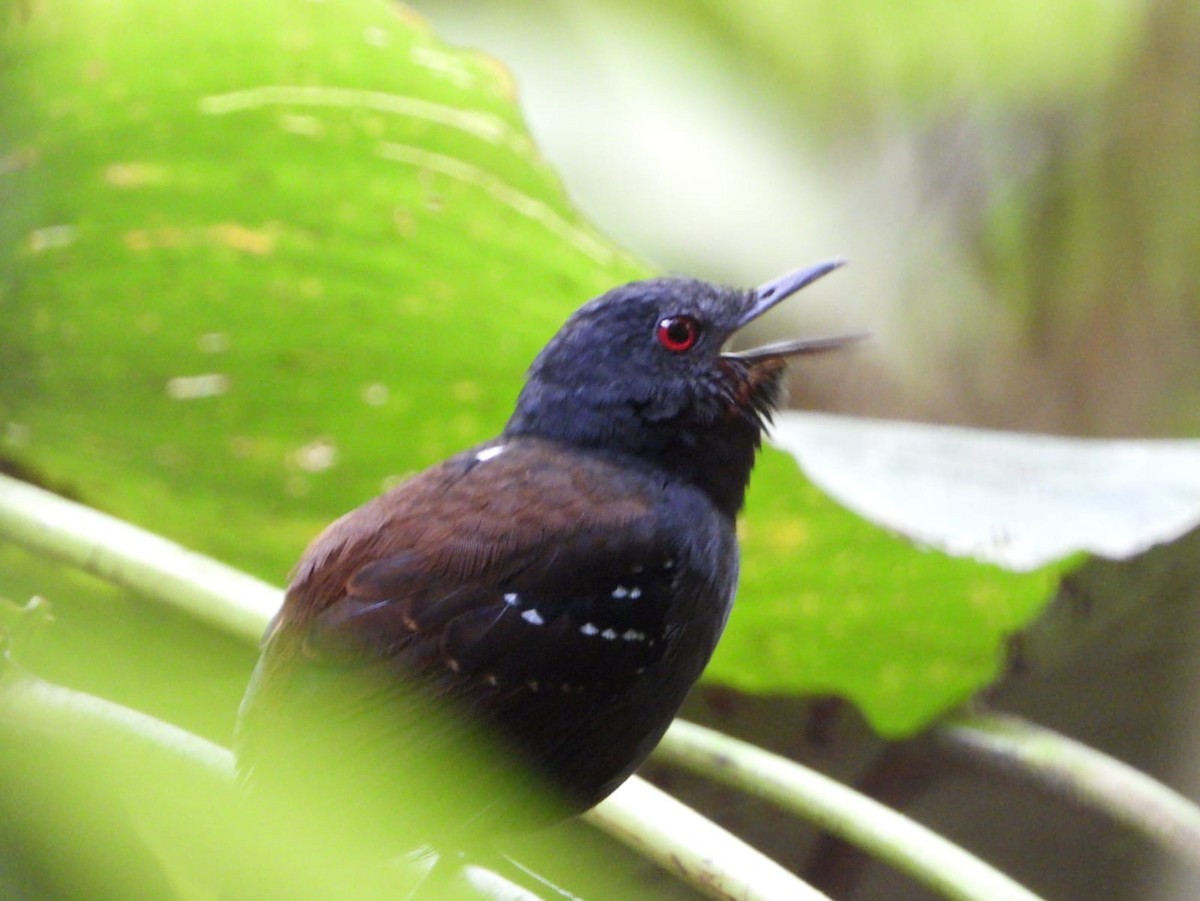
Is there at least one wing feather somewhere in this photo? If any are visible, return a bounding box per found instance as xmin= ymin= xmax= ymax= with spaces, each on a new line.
xmin=235 ymin=439 xmax=693 ymax=842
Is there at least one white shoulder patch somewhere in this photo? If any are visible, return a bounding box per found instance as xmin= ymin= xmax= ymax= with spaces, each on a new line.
xmin=474 ymin=444 xmax=506 ymax=463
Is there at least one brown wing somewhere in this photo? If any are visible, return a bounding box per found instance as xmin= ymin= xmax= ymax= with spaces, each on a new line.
xmin=235 ymin=437 xmax=698 ymax=844
xmin=272 ymin=435 xmax=664 ymax=665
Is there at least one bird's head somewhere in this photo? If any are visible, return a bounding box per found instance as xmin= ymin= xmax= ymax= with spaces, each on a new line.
xmin=506 ymin=260 xmax=862 ymax=512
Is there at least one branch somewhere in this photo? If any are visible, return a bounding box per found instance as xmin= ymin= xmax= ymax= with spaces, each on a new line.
xmin=587 ymin=777 xmax=832 ymax=901
xmin=0 ymin=668 xmax=427 ymax=899
xmin=0 ymin=663 xmax=825 ymax=901
xmin=0 ymin=472 xmax=279 ymax=643
xmin=655 ymin=719 xmax=1046 ymax=901
xmin=938 ymin=710 xmax=1200 ymax=867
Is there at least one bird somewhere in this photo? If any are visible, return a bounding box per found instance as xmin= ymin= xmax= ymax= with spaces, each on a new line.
xmin=235 ymin=260 xmax=859 ymax=865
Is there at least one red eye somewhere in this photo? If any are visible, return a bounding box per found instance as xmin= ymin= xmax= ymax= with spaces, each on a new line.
xmin=656 ymin=316 xmax=700 ymax=353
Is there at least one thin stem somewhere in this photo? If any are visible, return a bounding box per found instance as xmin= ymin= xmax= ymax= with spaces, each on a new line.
xmin=0 ymin=473 xmax=279 ymax=642
xmin=587 ymin=776 xmax=832 ymax=901
xmin=0 ymin=670 xmax=432 ymax=899
xmin=655 ymin=719 xmax=1045 ymax=901
xmin=939 ymin=710 xmax=1200 ymax=867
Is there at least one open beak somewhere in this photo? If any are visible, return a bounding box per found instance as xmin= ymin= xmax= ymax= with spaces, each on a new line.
xmin=723 ymin=259 xmax=868 ymax=363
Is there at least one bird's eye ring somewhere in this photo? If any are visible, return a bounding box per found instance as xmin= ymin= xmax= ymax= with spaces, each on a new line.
xmin=656 ymin=316 xmax=700 ymax=353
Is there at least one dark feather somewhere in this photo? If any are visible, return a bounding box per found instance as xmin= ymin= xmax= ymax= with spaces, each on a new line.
xmin=236 ymin=438 xmax=732 ymax=849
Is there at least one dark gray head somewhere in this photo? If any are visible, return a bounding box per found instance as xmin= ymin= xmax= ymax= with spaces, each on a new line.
xmin=505 ymin=260 xmax=860 ymax=515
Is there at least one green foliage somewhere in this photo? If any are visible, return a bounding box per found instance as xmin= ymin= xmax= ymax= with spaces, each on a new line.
xmin=604 ymin=0 xmax=1139 ymax=117
xmin=2 ymin=0 xmax=1054 ymax=738
xmin=1 ymin=0 xmax=643 ymax=577
xmin=721 ymin=448 xmax=1053 ymax=733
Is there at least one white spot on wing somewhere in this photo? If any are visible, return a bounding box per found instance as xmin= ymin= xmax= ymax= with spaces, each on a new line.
xmin=629 ymin=587 xmax=642 ymax=599
xmin=521 ymin=608 xmax=545 ymax=626
xmin=580 ymin=623 xmax=599 ymax=636
xmin=612 ymin=586 xmax=628 ymax=599
xmin=475 ymin=444 xmax=506 ymax=463
xmin=503 ymin=592 xmax=519 ymax=606
xmin=621 ymin=629 xmax=646 ymax=642
xmin=601 ymin=628 xmax=618 ymax=640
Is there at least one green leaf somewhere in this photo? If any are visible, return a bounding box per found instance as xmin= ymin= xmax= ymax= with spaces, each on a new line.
xmin=1 ymin=0 xmax=1064 ymax=739
xmin=714 ymin=447 xmax=1057 ymax=734
xmin=0 ymin=0 xmax=645 ymax=582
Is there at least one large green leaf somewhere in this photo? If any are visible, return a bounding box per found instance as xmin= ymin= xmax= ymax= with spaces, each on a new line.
xmin=0 ymin=0 xmax=643 ymax=574
xmin=1 ymin=0 xmax=1056 ymax=737
xmin=718 ymin=448 xmax=1055 ymax=734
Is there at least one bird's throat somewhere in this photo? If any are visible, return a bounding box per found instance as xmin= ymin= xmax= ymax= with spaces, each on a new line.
xmin=505 ymin=380 xmax=770 ymax=518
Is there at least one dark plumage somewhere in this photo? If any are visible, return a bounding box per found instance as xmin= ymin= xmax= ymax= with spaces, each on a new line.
xmin=235 ymin=261 xmax=856 ymax=856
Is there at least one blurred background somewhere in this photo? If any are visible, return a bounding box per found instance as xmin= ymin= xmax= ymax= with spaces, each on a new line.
xmin=3 ymin=0 xmax=1199 ymax=898
xmin=410 ymin=0 xmax=1200 ymax=437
